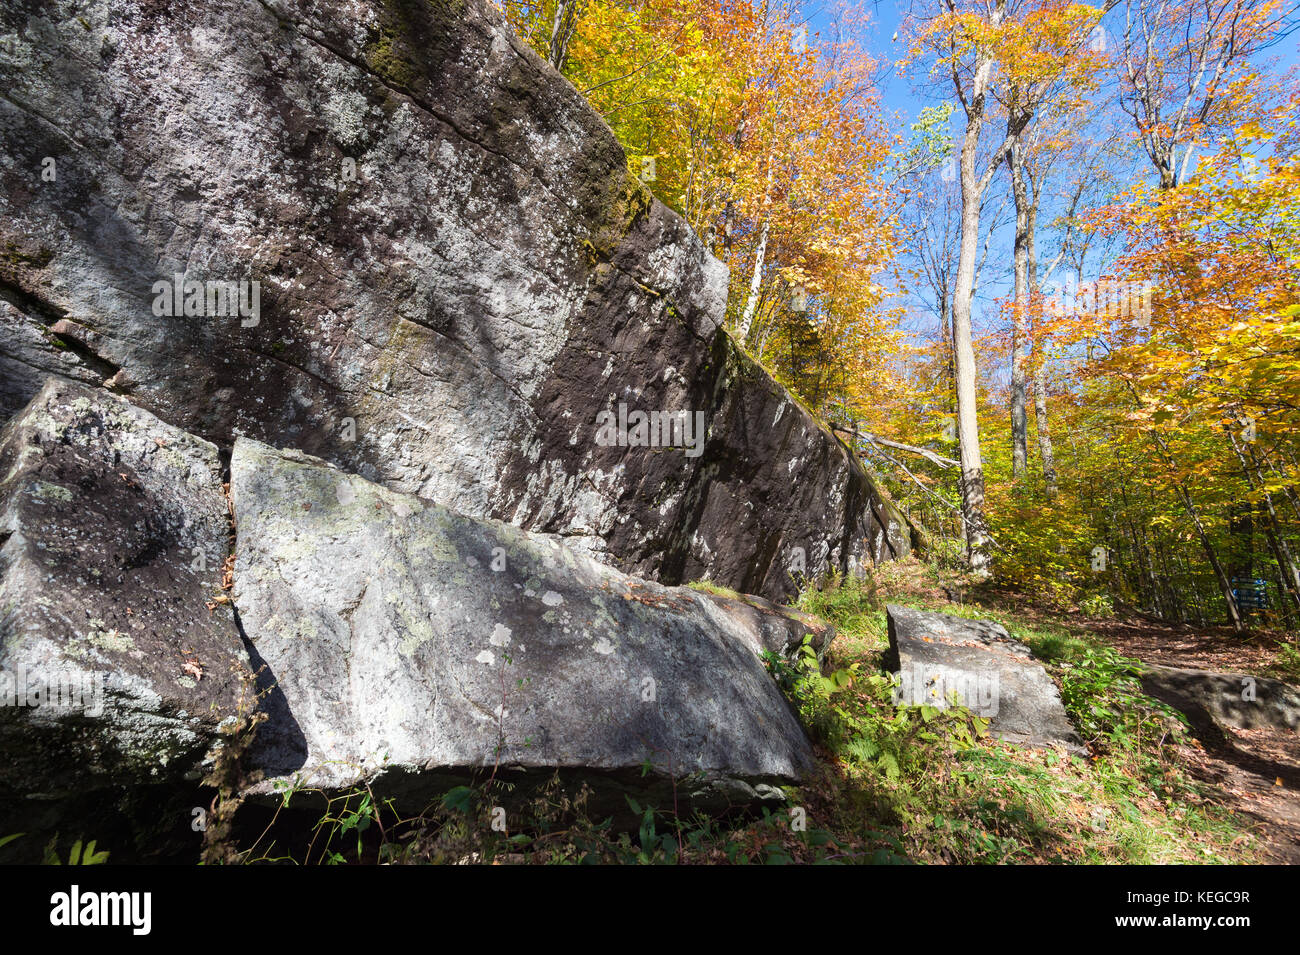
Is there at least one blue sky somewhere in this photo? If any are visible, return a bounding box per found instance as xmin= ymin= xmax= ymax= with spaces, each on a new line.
xmin=807 ymin=1 xmax=1298 ymax=133
xmin=794 ymin=1 xmax=1298 ymax=368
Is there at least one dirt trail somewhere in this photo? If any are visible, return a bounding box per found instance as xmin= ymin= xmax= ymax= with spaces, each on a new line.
xmin=1090 ymin=615 xmax=1300 ymax=864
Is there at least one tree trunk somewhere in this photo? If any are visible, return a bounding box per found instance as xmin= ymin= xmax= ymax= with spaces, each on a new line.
xmin=1230 ymin=430 xmax=1300 ymax=614
xmin=1022 ymin=168 xmax=1057 ymax=497
xmin=735 ymin=220 xmax=768 ymax=344
xmin=952 ymin=89 xmax=995 ymax=577
xmin=1175 ymin=483 xmax=1246 ymax=632
xmin=1119 ymin=481 xmax=1158 ymax=614
xmin=1033 ymin=367 xmax=1057 ymax=496
xmin=548 ymin=0 xmax=579 ymax=71
xmin=1007 ymin=133 xmax=1031 ymax=480
xmin=1119 ymin=374 xmax=1244 ymax=630
xmin=1157 ymin=540 xmax=1186 ymax=622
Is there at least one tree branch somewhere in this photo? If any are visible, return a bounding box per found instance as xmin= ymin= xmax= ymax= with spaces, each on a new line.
xmin=831 ymin=424 xmax=960 ymax=469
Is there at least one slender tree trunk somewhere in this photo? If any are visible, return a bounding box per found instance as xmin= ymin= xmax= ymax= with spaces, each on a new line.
xmin=940 ymin=291 xmax=955 ymax=410
xmin=1136 ymin=530 xmax=1162 ymax=616
xmin=1260 ymin=442 xmax=1300 ymax=523
xmin=1174 ymin=483 xmax=1245 ymax=632
xmin=1173 ymin=549 xmax=1207 ymax=626
xmin=1007 ymin=132 xmax=1031 ymax=480
xmin=952 ymin=88 xmax=996 ymax=577
xmin=1023 ymin=183 xmax=1057 ymax=497
xmin=1033 ymin=369 xmax=1057 ymax=496
xmin=1155 ymin=431 xmax=1246 ymax=631
xmin=1229 ymin=431 xmax=1300 ymax=613
xmin=735 ymin=220 xmax=768 ymax=344
xmin=945 ymin=290 xmax=967 ymax=549
xmin=1121 ymin=376 xmax=1245 ymax=630
xmin=547 ymin=0 xmax=579 ymax=71
xmin=1156 ymin=540 xmax=1185 ymax=622
xmin=1119 ymin=482 xmax=1157 ymax=614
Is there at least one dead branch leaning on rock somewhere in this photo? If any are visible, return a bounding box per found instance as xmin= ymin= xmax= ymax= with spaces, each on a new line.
xmin=829 ymin=422 xmax=959 ymax=470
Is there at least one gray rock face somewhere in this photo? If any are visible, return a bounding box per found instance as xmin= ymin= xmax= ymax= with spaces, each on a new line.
xmin=1140 ymin=665 xmax=1300 ymax=733
xmin=0 ymin=0 xmax=908 ymax=602
xmin=231 ymin=437 xmax=821 ymax=806
xmin=0 ymin=382 xmax=248 ymax=798
xmin=0 ymin=383 xmax=830 ymax=842
xmin=884 ymin=605 xmax=1084 ymax=753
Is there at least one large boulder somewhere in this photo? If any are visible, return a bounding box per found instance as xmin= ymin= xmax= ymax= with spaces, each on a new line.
xmin=0 ymin=0 xmax=908 ymax=602
xmin=884 ymin=605 xmax=1084 ymax=753
xmin=1140 ymin=664 xmax=1300 ymax=733
xmin=231 ymin=437 xmax=824 ymax=810
xmin=0 ymin=383 xmax=832 ymax=851
xmin=0 ymin=381 xmax=249 ymax=802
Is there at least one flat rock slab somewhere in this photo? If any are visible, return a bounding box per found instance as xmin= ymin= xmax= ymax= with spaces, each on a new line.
xmin=884 ymin=605 xmax=1084 ymax=753
xmin=231 ymin=438 xmax=822 ymax=810
xmin=0 ymin=382 xmax=249 ymax=798
xmin=1140 ymin=665 xmax=1300 ymax=733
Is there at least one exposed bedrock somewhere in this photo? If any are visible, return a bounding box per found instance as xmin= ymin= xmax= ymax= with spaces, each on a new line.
xmin=0 ymin=0 xmax=909 ymax=601
xmin=0 ymin=384 xmax=833 ymax=852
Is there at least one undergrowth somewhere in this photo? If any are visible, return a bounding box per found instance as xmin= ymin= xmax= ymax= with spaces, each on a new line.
xmin=786 ymin=570 xmax=1254 ymax=864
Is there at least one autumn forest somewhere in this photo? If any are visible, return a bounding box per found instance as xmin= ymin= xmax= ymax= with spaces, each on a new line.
xmin=5 ymin=0 xmax=1300 ymax=878
xmin=507 ymin=0 xmax=1300 ymax=634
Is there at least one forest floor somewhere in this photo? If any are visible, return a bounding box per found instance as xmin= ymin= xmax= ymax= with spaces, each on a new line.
xmin=1089 ymin=617 xmax=1300 ymax=864
xmin=869 ymin=560 xmax=1300 ymax=864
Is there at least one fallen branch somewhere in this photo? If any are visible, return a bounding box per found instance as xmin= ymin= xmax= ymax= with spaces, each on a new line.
xmin=856 ymin=441 xmax=961 ymax=514
xmin=830 ymin=423 xmax=959 ymax=470
xmin=854 ymin=431 xmax=1006 ymax=554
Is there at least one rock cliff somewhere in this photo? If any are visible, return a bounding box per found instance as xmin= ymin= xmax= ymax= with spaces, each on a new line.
xmin=0 ymin=0 xmax=908 ymax=601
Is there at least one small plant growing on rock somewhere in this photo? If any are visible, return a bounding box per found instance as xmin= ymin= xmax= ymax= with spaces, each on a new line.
xmin=199 ymin=665 xmax=269 ymax=865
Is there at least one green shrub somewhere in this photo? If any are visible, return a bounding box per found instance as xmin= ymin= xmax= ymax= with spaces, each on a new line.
xmin=1079 ymin=592 xmax=1115 ymax=618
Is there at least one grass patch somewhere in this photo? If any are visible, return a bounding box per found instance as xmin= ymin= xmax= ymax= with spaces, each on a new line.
xmin=685 ymin=579 xmax=744 ymax=600
xmin=779 ymin=568 xmax=1256 ymax=864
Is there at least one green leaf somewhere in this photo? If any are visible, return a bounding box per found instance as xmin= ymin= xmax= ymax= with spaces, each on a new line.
xmin=80 ymin=841 xmax=109 ymax=865
xmin=440 ymin=786 xmax=476 ymax=814
xmin=638 ymin=807 xmax=656 ymax=849
xmin=878 ymin=751 xmax=901 ymax=779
